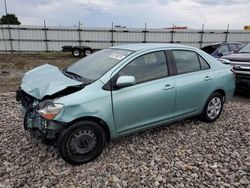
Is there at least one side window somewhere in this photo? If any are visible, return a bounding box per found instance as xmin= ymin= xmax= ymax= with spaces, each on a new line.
xmin=172 ymin=50 xmax=200 ymax=74
xmin=119 ymin=51 xmax=168 ymax=84
xmin=237 ymin=43 xmax=244 ymax=49
xmin=228 ymin=44 xmax=237 ymax=51
xmin=198 ymin=55 xmax=210 ymax=70
xmin=218 ymin=45 xmax=229 ymax=54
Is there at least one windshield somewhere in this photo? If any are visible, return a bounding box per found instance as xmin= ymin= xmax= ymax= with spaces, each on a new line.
xmin=66 ymin=48 xmax=133 ymax=82
xmin=239 ymin=43 xmax=250 ymax=53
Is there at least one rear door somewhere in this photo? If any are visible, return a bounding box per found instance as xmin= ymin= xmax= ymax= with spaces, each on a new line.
xmin=111 ymin=51 xmax=176 ymax=134
xmin=171 ymin=50 xmax=215 ymax=118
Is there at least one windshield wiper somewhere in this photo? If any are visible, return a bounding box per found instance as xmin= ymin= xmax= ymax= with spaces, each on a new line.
xmin=62 ymin=69 xmax=84 ymax=81
xmin=62 ymin=68 xmax=93 ymax=84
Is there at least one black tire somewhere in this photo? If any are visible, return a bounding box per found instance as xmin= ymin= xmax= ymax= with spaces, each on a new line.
xmin=23 ymin=111 xmax=29 ymax=130
xmin=83 ymin=48 xmax=92 ymax=56
xmin=72 ymin=48 xmax=81 ymax=57
xmin=201 ymin=92 xmax=224 ymax=123
xmin=57 ymin=121 xmax=106 ymax=165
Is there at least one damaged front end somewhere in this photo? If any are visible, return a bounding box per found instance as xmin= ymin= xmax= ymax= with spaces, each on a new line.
xmin=16 ymin=64 xmax=86 ymax=142
xmin=16 ymin=89 xmax=66 ymax=142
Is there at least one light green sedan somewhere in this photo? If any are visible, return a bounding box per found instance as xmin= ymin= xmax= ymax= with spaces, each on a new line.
xmin=16 ymin=43 xmax=235 ymax=165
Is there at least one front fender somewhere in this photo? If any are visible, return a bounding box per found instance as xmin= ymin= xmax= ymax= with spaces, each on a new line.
xmin=53 ymin=81 xmax=117 ymax=138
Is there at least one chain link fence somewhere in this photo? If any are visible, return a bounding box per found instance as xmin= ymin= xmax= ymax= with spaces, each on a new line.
xmin=1 ymin=23 xmax=250 ymax=52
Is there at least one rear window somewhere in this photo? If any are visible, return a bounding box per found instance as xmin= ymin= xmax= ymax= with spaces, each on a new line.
xmin=198 ymin=56 xmax=210 ymax=70
xmin=201 ymin=44 xmax=220 ymax=54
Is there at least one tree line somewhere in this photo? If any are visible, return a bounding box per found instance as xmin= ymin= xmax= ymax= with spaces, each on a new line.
xmin=0 ymin=14 xmax=21 ymax=25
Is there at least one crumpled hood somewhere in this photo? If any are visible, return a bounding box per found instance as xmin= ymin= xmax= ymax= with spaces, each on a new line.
xmin=21 ymin=64 xmax=83 ymax=100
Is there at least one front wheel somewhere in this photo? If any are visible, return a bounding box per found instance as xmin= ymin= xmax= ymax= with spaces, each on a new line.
xmin=57 ymin=121 xmax=106 ymax=165
xmin=201 ymin=92 xmax=223 ymax=123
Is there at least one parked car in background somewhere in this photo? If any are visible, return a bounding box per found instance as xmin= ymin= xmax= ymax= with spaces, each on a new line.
xmin=62 ymin=45 xmax=92 ymax=57
xmin=201 ymin=42 xmax=244 ymax=58
xmin=16 ymin=44 xmax=235 ymax=165
xmin=219 ymin=43 xmax=250 ymax=90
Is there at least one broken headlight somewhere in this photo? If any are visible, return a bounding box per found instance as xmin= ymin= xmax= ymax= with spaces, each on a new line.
xmin=38 ymin=102 xmax=63 ymax=120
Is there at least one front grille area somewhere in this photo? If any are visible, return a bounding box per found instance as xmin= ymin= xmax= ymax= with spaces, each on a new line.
xmin=236 ymin=73 xmax=250 ymax=79
xmin=16 ymin=89 xmax=35 ymax=111
xmin=235 ymin=74 xmax=250 ymax=89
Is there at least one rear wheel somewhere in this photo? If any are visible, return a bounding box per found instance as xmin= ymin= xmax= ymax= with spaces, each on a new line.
xmin=72 ymin=48 xmax=81 ymax=57
xmin=201 ymin=92 xmax=223 ymax=122
xmin=57 ymin=121 xmax=106 ymax=165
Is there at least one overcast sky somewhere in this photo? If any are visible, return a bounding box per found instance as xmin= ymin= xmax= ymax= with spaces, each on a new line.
xmin=1 ymin=0 xmax=250 ymax=29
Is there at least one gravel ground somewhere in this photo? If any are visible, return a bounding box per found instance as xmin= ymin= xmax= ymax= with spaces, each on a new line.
xmin=0 ymin=92 xmax=249 ymax=188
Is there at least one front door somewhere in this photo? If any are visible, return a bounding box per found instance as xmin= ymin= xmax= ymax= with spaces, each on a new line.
xmin=111 ymin=51 xmax=176 ymax=134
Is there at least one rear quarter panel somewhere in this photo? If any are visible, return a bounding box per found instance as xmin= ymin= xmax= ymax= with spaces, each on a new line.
xmin=213 ymin=65 xmax=235 ymax=101
xmin=200 ymin=49 xmax=235 ymax=101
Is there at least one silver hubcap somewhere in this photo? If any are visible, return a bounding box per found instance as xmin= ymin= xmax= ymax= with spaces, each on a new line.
xmin=69 ymin=130 xmax=97 ymax=155
xmin=73 ymin=50 xmax=80 ymax=56
xmin=85 ymin=50 xmax=91 ymax=56
xmin=207 ymin=97 xmax=222 ymax=120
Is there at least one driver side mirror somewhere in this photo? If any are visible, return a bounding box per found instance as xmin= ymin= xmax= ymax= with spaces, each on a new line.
xmin=116 ymin=76 xmax=136 ymax=88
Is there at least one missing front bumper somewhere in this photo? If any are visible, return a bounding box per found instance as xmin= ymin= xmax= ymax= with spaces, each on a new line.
xmin=24 ymin=111 xmax=66 ymax=140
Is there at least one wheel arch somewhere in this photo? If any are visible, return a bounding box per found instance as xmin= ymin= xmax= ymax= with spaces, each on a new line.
xmin=72 ymin=47 xmax=81 ymax=51
xmin=201 ymin=89 xmax=226 ymax=116
xmin=67 ymin=116 xmax=111 ymax=142
xmin=83 ymin=47 xmax=92 ymax=51
xmin=74 ymin=46 xmax=91 ymax=51
xmin=212 ymin=89 xmax=226 ymax=102
xmin=200 ymin=89 xmax=225 ymax=122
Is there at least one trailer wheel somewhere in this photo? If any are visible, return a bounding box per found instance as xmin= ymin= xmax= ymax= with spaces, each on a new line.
xmin=83 ymin=48 xmax=92 ymax=56
xmin=72 ymin=48 xmax=81 ymax=57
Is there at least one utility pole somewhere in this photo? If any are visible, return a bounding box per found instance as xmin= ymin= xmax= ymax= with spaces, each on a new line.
xmin=4 ymin=0 xmax=8 ymax=15
xmin=4 ymin=0 xmax=13 ymax=52
xmin=225 ymin=24 xmax=229 ymax=42
xmin=199 ymin=24 xmax=205 ymax=49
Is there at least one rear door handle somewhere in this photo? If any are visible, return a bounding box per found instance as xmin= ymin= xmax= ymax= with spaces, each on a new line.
xmin=204 ymin=76 xmax=212 ymax=81
xmin=163 ymin=84 xmax=174 ymax=90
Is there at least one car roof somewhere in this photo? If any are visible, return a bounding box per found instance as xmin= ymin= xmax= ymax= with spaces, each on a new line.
xmin=110 ymin=43 xmax=193 ymax=52
xmin=203 ymin=42 xmax=242 ymax=48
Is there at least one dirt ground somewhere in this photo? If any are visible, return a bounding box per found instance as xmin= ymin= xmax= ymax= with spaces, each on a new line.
xmin=0 ymin=52 xmax=249 ymax=103
xmin=0 ymin=52 xmax=76 ymax=93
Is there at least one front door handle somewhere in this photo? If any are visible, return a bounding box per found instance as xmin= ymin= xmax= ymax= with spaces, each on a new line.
xmin=204 ymin=76 xmax=212 ymax=81
xmin=163 ymin=84 xmax=174 ymax=90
